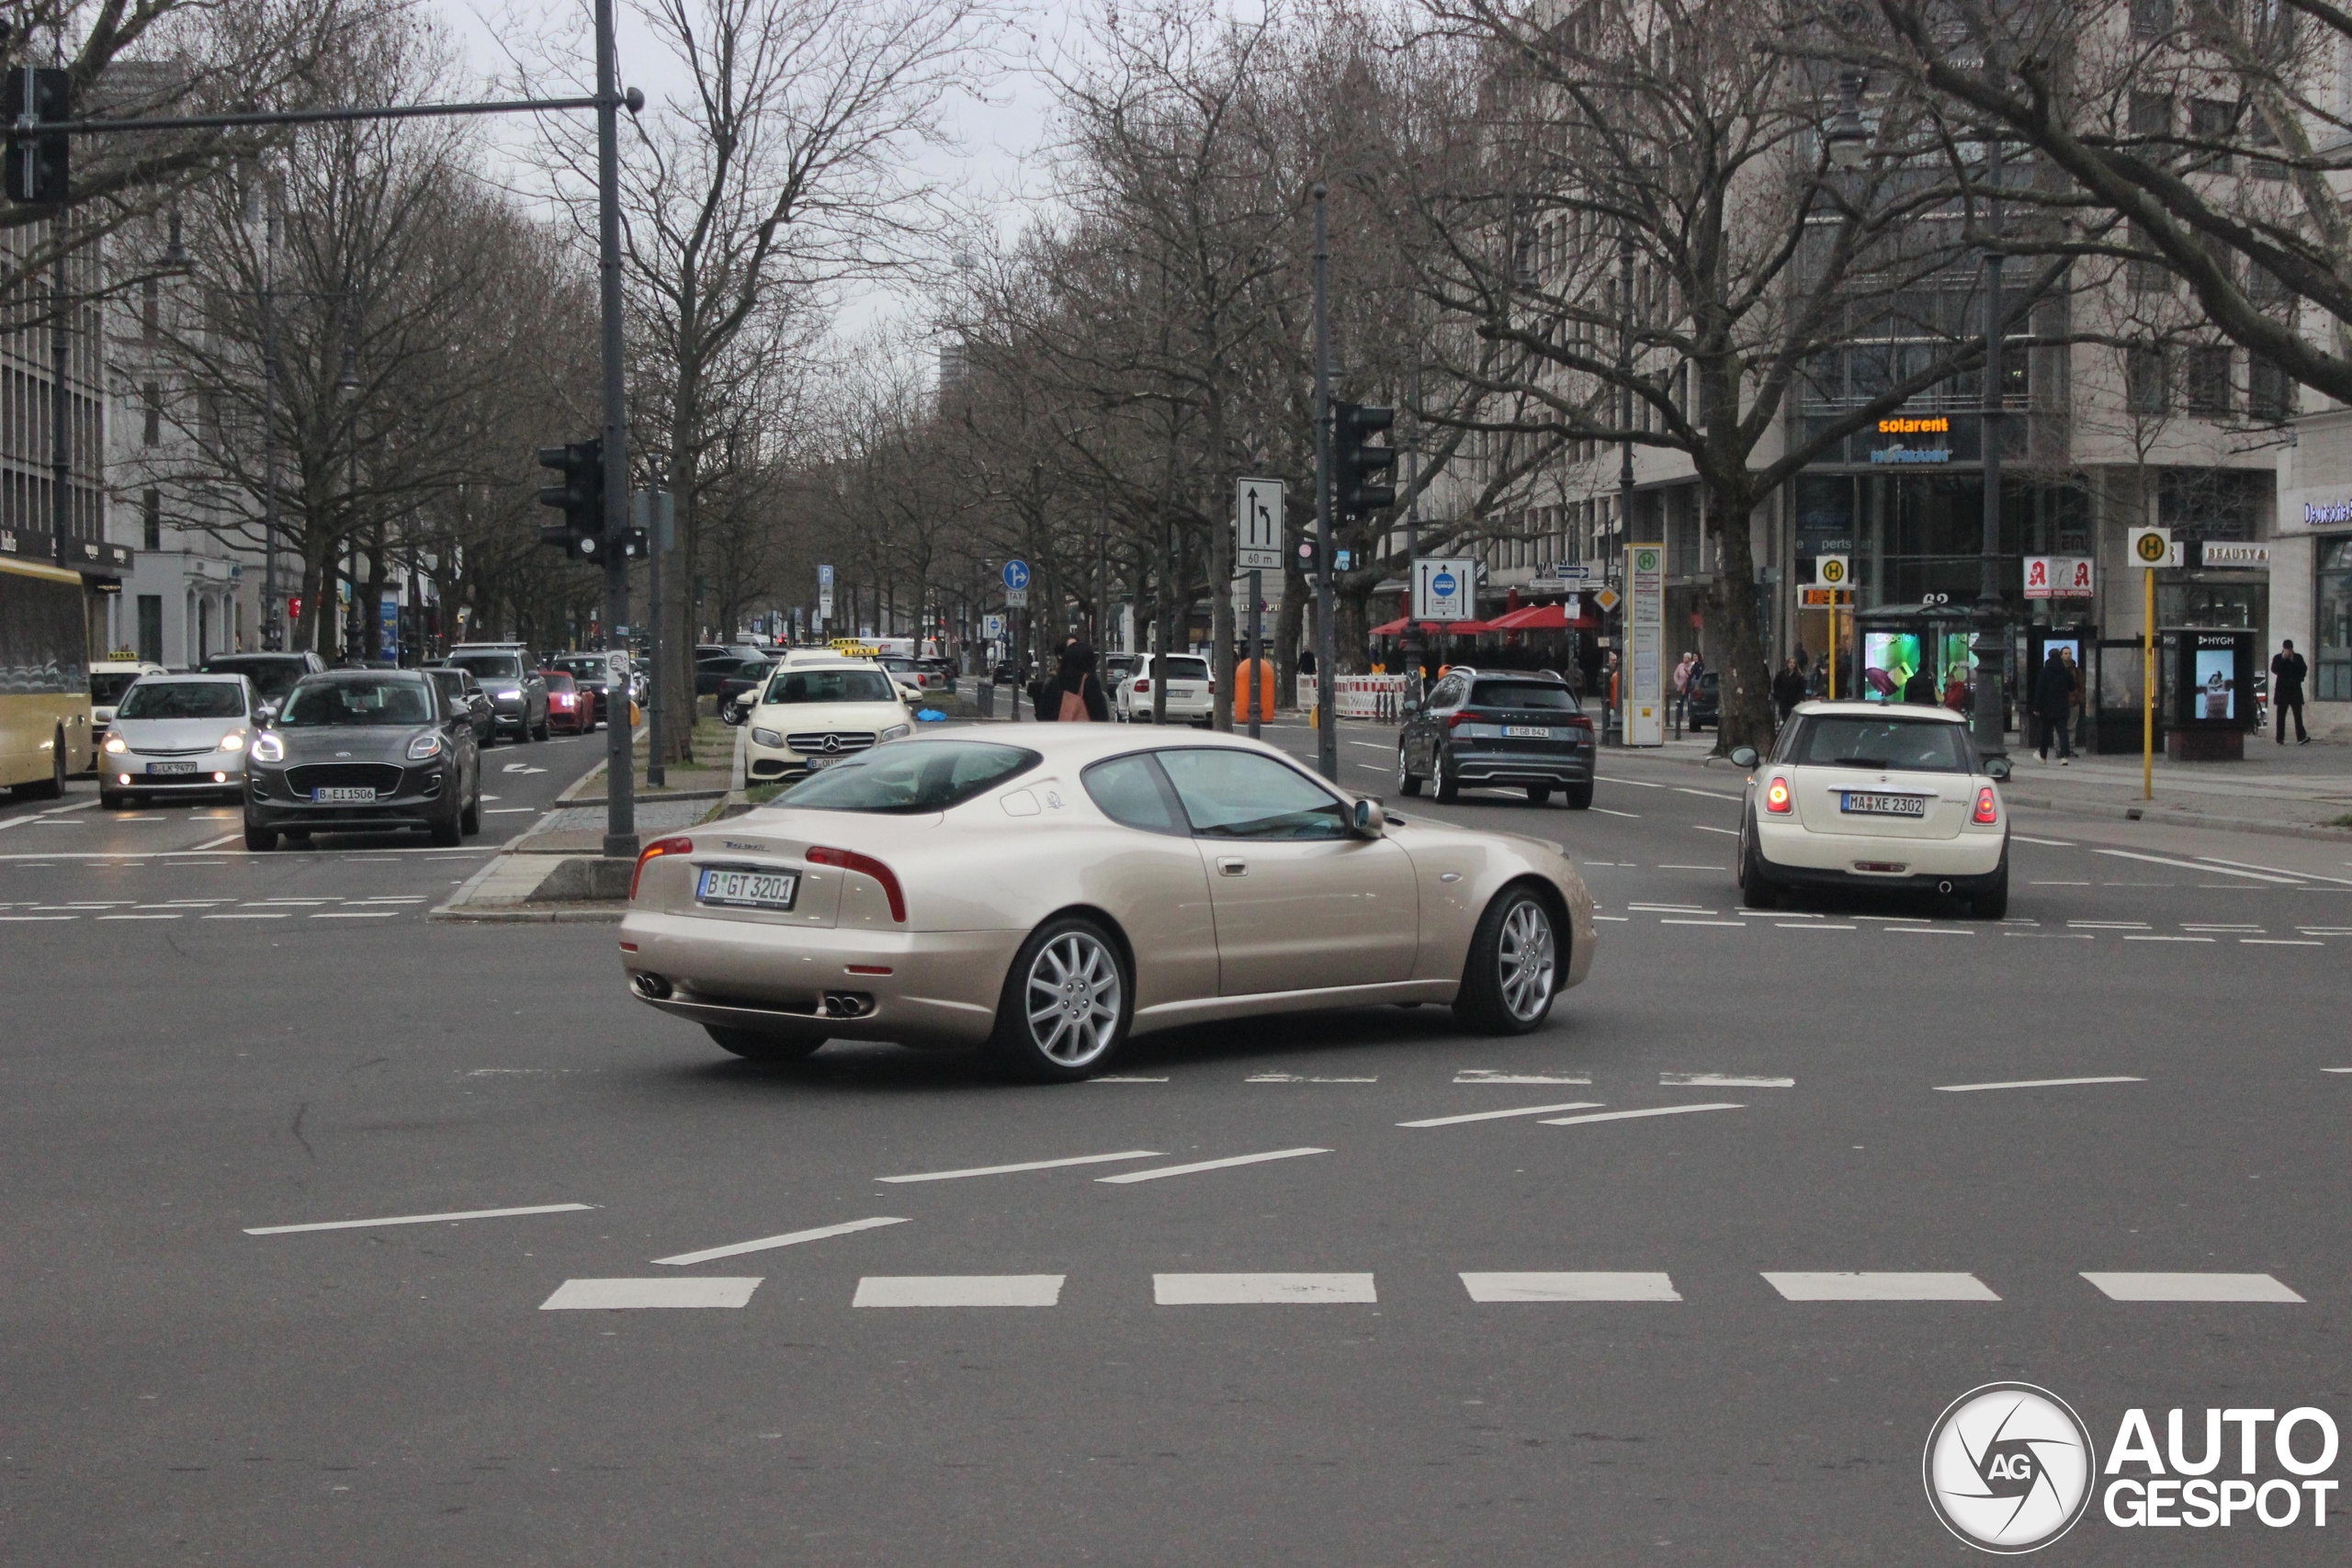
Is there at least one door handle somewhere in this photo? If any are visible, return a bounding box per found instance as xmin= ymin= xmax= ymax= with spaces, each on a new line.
xmin=1217 ymin=856 xmax=1248 ymax=876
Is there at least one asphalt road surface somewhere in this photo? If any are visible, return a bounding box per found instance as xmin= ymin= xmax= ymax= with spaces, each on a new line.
xmin=6 ymin=725 xmax=2347 ymax=1565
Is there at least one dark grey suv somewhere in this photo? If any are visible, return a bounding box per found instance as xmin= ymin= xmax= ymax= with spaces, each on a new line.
xmin=1396 ymin=669 xmax=1595 ymax=807
xmin=243 ymin=670 xmax=481 ymax=849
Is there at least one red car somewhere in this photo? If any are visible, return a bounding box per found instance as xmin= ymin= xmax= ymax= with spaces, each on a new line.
xmin=540 ymin=671 xmax=598 ymax=735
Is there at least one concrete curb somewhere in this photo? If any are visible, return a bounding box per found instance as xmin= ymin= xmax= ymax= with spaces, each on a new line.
xmin=428 ymin=904 xmax=626 ymax=924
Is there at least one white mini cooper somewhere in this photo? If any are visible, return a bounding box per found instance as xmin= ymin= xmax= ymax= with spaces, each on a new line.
xmin=1731 ymin=702 xmax=2013 ymax=918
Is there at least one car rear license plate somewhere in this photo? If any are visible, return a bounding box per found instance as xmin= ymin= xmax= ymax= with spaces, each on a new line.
xmin=147 ymin=761 xmax=198 ymax=775
xmin=1503 ymin=726 xmax=1551 ymax=739
xmin=696 ymin=867 xmax=799 ymax=910
xmin=311 ymin=786 xmax=377 ymax=803
xmin=1840 ymin=792 xmax=1927 ymax=817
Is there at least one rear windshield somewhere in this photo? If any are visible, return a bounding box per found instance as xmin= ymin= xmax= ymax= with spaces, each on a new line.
xmin=1787 ymin=715 xmax=1974 ymax=773
xmin=202 ymin=658 xmax=306 ymax=699
xmin=279 ymin=679 xmax=434 ymax=728
xmin=544 ymin=673 xmax=576 ymax=692
xmin=119 ymin=681 xmax=245 ymax=720
xmin=767 ymin=669 xmax=896 ymax=705
xmin=447 ymin=653 xmax=524 ymax=681
xmin=1152 ymin=657 xmax=1210 ymax=681
xmin=91 ymin=671 xmax=143 ymax=705
xmin=775 ymin=741 xmax=1038 ymax=814
xmin=1470 ymin=680 xmax=1579 ymax=712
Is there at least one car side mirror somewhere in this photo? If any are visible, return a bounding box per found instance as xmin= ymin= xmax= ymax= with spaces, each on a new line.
xmin=1985 ymin=756 xmax=2012 ymax=781
xmin=1351 ymin=796 xmax=1386 ymax=837
xmin=1729 ymin=746 xmax=1759 ymax=769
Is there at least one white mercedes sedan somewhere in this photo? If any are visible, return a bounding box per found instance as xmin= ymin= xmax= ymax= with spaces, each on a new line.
xmin=619 ymin=728 xmax=1598 ymax=1079
xmin=1731 ymin=702 xmax=2013 ymax=918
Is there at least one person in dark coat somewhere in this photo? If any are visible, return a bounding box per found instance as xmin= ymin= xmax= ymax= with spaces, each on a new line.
xmin=1035 ymin=641 xmax=1111 ymax=722
xmin=2272 ymin=638 xmax=2310 ymax=744
xmin=2032 ymin=647 xmax=2075 ymax=763
xmin=1771 ymin=657 xmax=1808 ymax=722
xmin=1902 ymin=664 xmax=1939 ymax=705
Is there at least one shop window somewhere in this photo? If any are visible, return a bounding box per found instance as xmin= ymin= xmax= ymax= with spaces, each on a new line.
xmin=2318 ymin=537 xmax=2352 ymax=701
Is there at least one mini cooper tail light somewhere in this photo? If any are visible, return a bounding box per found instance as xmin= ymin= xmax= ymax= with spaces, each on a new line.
xmin=808 ymin=845 xmax=906 ymax=922
xmin=1973 ymin=785 xmax=1999 ymax=824
xmin=631 ymin=835 xmax=694 ymax=900
xmin=1764 ymin=776 xmax=1793 ymax=814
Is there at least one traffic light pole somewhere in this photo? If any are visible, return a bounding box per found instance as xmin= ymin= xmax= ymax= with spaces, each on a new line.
xmin=1311 ymin=184 xmax=1337 ymax=784
xmin=593 ymin=0 xmax=636 ymax=860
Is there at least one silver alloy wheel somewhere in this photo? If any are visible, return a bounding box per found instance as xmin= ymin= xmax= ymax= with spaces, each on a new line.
xmin=1496 ymin=898 xmax=1555 ymax=1022
xmin=1396 ymin=744 xmax=1410 ymax=790
xmin=1024 ymin=929 xmax=1123 ymax=1066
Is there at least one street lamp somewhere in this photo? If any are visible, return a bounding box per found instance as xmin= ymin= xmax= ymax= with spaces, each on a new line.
xmin=339 ymin=330 xmax=360 ymax=660
xmin=1825 ymin=70 xmax=1869 ymax=168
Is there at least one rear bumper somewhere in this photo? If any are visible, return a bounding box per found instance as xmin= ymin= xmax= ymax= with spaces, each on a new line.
xmin=1752 ymin=817 xmax=2006 ymax=889
xmin=618 ymin=909 xmax=1022 ymax=1045
xmin=1450 ymin=746 xmax=1593 ymax=786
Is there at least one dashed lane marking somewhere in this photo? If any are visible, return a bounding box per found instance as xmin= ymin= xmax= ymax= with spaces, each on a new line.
xmin=1764 ymin=1272 xmax=2000 ymax=1302
xmin=1933 ymin=1076 xmax=2143 ymax=1093
xmin=854 ymin=1276 xmax=1063 ymax=1308
xmin=1589 ymin=807 xmax=1640 ymax=818
xmin=1461 ymin=1271 xmax=1681 ymax=1303
xmin=1692 ymin=825 xmax=1738 ymax=836
xmin=1661 ymin=918 xmax=1745 ymax=928
xmin=1096 ymin=1147 xmax=1330 ymax=1183
xmin=2010 ymin=834 xmax=2077 ymax=847
xmin=1453 ymin=1070 xmax=1590 ymax=1085
xmin=878 ymin=1151 xmax=1161 ymax=1184
xmin=2093 ymin=849 xmax=2301 ymax=884
xmin=1248 ymin=1073 xmax=1377 ymax=1083
xmin=654 ymin=1215 xmax=910 ymax=1267
xmin=247 ymin=1201 xmax=596 ymax=1235
xmin=543 ymin=1278 xmax=760 ymax=1310
xmin=1660 ymin=1073 xmax=1792 ymax=1088
xmin=2082 ymin=1272 xmax=2303 ymax=1303
xmin=1154 ymin=1273 xmax=1375 ymax=1305
xmin=1398 ymin=1101 xmax=1605 ymax=1129
xmin=1539 ymin=1102 xmax=1743 ymax=1127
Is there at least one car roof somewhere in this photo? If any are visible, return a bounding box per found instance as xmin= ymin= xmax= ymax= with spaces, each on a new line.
xmin=1789 ymin=699 xmax=1964 ymax=722
xmin=883 ymin=725 xmax=1350 ymax=773
xmin=132 ymin=671 xmax=245 ymax=684
xmin=299 ymin=667 xmax=431 ymax=683
xmin=1468 ymin=669 xmax=1567 ymax=682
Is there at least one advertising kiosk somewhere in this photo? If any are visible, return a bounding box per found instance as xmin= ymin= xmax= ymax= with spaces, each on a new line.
xmin=2167 ymin=628 xmax=2256 ymax=761
xmin=1849 ymin=602 xmax=1978 ymax=704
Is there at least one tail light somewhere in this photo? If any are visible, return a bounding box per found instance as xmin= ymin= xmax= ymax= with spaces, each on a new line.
xmin=1446 ymin=710 xmax=1489 ymax=729
xmin=1973 ymin=785 xmax=2000 ymax=824
xmin=631 ymin=835 xmax=693 ymax=899
xmin=808 ymin=845 xmax=907 ymax=922
xmin=1135 ymin=679 xmax=1150 ymax=693
xmin=1764 ymin=776 xmax=1792 ymax=814
xmin=1564 ymin=713 xmax=1594 ymax=731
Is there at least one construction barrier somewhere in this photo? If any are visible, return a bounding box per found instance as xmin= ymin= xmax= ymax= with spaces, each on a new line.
xmin=1298 ymin=673 xmax=1408 ymax=721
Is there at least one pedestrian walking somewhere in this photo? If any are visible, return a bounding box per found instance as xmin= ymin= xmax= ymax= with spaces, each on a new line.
xmin=1771 ymin=657 xmax=1807 ymax=723
xmin=1941 ymin=665 xmax=1970 ymax=714
xmin=2272 ymin=637 xmax=2310 ymax=744
xmin=1902 ymin=664 xmax=1939 ymax=705
xmin=1671 ymin=651 xmax=1696 ymax=727
xmin=1036 ymin=641 xmax=1111 ymax=723
xmin=2032 ymin=645 xmax=2075 ymax=763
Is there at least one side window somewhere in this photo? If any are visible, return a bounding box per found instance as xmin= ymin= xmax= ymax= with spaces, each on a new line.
xmin=1431 ymin=676 xmax=1467 ymax=709
xmin=1770 ymin=717 xmax=1804 ymax=765
xmin=1081 ymin=753 xmax=1186 ymax=836
xmin=1158 ymin=749 xmax=1349 ymax=840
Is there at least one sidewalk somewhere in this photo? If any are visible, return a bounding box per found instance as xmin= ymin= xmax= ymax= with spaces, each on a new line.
xmin=1615 ymin=728 xmax=2352 ymax=840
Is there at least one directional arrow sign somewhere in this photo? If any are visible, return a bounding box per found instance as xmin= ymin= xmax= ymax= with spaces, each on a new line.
xmin=1002 ymin=558 xmax=1031 ymax=591
xmin=1412 ymin=558 xmax=1476 ymax=622
xmin=1235 ymin=478 xmax=1283 ymax=571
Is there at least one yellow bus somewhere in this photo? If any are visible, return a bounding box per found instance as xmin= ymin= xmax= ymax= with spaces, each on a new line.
xmin=1 ymin=555 xmax=96 ymax=797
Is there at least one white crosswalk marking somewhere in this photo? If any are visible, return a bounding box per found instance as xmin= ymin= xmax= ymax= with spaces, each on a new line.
xmin=1460 ymin=1272 xmax=1680 ymax=1303
xmin=1153 ymin=1273 xmax=1376 ymax=1304
xmin=1763 ymin=1272 xmax=1999 ymax=1302
xmin=853 ymin=1276 xmax=1064 ymax=1307
xmin=2081 ymin=1272 xmax=2302 ymax=1303
xmin=541 ymin=1278 xmax=761 ymax=1310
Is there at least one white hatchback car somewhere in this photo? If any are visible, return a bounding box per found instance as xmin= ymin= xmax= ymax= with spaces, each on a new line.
xmin=99 ymin=673 xmax=257 ymax=807
xmin=1731 ymin=702 xmax=2012 ymax=918
xmin=740 ymin=659 xmax=912 ymax=785
xmin=1116 ymin=653 xmax=1215 ymax=725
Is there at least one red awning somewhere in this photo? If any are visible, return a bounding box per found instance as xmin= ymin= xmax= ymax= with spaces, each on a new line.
xmin=1484 ymin=601 xmax=1597 ymax=631
xmin=1370 ymin=618 xmax=1478 ymax=637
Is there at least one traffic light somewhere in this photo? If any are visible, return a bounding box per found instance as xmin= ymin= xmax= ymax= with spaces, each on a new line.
xmin=1334 ymin=401 xmax=1397 ymax=519
xmin=4 ymin=67 xmax=71 ymax=207
xmin=537 ymin=438 xmax=605 ymax=559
